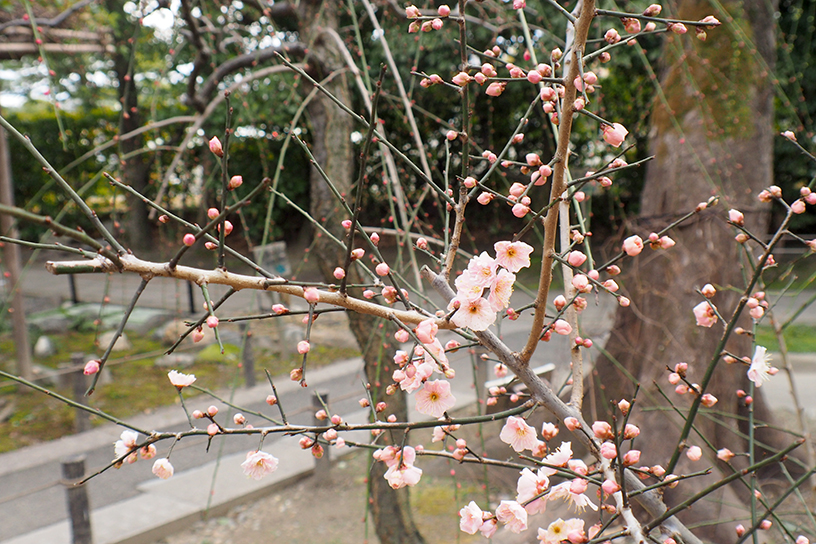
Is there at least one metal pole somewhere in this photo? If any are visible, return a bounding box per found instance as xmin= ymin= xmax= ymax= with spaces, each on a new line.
xmin=71 ymin=353 xmax=90 ymax=433
xmin=187 ymin=281 xmax=195 ymax=314
xmin=61 ymin=455 xmax=92 ymax=544
xmin=68 ymin=273 xmax=79 ymax=304
xmin=312 ymin=391 xmax=330 ymax=480
xmin=240 ymin=322 xmax=256 ymax=387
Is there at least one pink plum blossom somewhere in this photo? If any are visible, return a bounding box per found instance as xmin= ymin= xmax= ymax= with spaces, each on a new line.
xmin=693 ymin=301 xmax=718 ymax=327
xmin=748 ymin=346 xmax=773 ymax=387
xmin=494 ymin=241 xmax=534 ymax=272
xmin=415 ymin=380 xmax=456 ymax=417
xmin=449 ymin=295 xmax=496 ymax=331
xmin=241 ymin=450 xmax=279 ymax=480
xmin=459 ymin=501 xmax=484 ymax=534
xmin=546 ymin=481 xmax=598 ymax=512
xmin=168 ymin=370 xmax=196 ymax=388
xmin=152 ymin=458 xmax=174 ymax=479
xmin=384 ymin=446 xmax=423 ymax=489
xmin=488 ymin=269 xmax=516 ymax=311
xmin=500 ymin=416 xmax=539 ymax=452
xmin=415 ymin=318 xmax=438 ymax=344
xmin=516 ymin=467 xmax=550 ymax=514
xmin=495 ymin=500 xmax=527 ymax=533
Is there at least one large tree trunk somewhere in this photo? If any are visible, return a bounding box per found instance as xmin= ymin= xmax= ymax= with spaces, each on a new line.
xmin=106 ymin=0 xmax=152 ymax=252
xmin=591 ymin=0 xmax=785 ymax=540
xmin=298 ymin=2 xmax=425 ymax=542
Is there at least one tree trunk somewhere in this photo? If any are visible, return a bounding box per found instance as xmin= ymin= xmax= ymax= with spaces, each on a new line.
xmin=297 ymin=2 xmax=425 ymax=542
xmin=106 ymin=0 xmax=152 ymax=252
xmin=591 ymin=0 xmax=784 ymax=539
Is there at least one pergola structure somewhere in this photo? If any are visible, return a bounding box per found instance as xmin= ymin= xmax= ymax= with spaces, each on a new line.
xmin=0 ymin=0 xmax=110 ymax=60
xmin=0 ymin=0 xmax=110 ymax=379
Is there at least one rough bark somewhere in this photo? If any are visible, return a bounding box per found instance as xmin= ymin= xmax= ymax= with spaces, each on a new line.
xmin=298 ymin=1 xmax=425 ymax=542
xmin=590 ymin=0 xmax=787 ymax=540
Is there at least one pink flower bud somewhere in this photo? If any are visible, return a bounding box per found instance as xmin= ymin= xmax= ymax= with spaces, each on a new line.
xmin=570 ymin=478 xmax=588 ymax=494
xmin=717 ymin=448 xmax=734 ymax=461
xmin=592 ymin=420 xmax=613 ymax=440
xmin=564 ymin=417 xmax=581 ymax=430
xmin=792 ymin=200 xmax=806 ymax=214
xmin=759 ymin=520 xmax=772 ymax=530
xmin=208 ymin=208 xmax=219 ymax=220
xmin=375 ymin=262 xmax=390 ymax=276
xmin=669 ymin=22 xmax=688 ymax=34
xmin=605 ymin=30 xmax=624 ymax=48
xmin=686 ymin=445 xmax=702 ymax=461
xmin=303 ymin=287 xmax=319 ymax=303
xmin=333 ymin=267 xmax=346 ymax=280
xmin=567 ymin=251 xmax=587 ymax=267
xmin=370 ymin=232 xmax=380 ymax=245
xmin=622 ymin=235 xmax=643 ymax=256
xmin=553 ymin=319 xmax=572 ymax=335
xmin=228 ymin=175 xmax=243 ymax=190
xmin=431 ymin=18 xmax=443 ymax=30
xmin=781 ymin=130 xmax=797 ymax=142
xmin=477 ymin=192 xmax=493 ymax=205
xmin=206 ymin=315 xmax=219 ymax=328
xmin=405 ymin=5 xmax=420 ymax=17
xmin=207 ymin=423 xmax=219 ymax=436
xmin=209 ymin=136 xmax=223 ymax=157
xmin=600 ymin=442 xmax=617 ymax=459
xmin=183 ymin=233 xmax=196 ymax=246
xmin=553 ymin=294 xmax=567 ymax=311
xmin=624 ymin=423 xmax=640 ymax=439
xmin=83 ymin=359 xmax=100 ymax=375
xmin=602 ymin=478 xmax=620 ymax=494
xmin=446 ymin=130 xmax=458 ymax=141
xmin=452 ymin=72 xmax=472 ymax=86
xmin=623 ymin=450 xmax=641 ymax=466
xmin=297 ymin=340 xmax=310 ymax=354
xmin=233 ymin=413 xmax=246 ymax=425
xmin=437 ymin=4 xmax=450 ymax=16
xmin=512 ymin=203 xmax=530 ymax=217
xmin=618 ymin=296 xmax=631 ymax=307
xmin=603 ymin=123 xmax=628 ymax=147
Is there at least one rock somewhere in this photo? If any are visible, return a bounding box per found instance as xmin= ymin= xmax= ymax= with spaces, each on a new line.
xmin=154 ymin=353 xmax=196 ymax=368
xmin=33 ymin=336 xmax=56 ymax=358
xmin=98 ymin=331 xmax=132 ymax=352
xmin=157 ymin=319 xmax=215 ymax=348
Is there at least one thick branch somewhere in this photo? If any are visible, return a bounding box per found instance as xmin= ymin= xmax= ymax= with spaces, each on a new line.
xmin=46 ymin=255 xmax=449 ymax=329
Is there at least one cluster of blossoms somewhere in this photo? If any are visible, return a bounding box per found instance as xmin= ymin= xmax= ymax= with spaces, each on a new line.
xmin=447 ymin=241 xmax=533 ymax=331
xmin=128 ymin=371 xmax=282 ymax=481
xmin=373 ymin=445 xmax=423 ymax=489
xmin=405 ymin=4 xmax=450 ymax=33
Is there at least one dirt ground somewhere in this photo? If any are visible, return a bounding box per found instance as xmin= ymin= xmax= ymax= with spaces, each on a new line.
xmin=153 ymin=415 xmax=547 ymax=544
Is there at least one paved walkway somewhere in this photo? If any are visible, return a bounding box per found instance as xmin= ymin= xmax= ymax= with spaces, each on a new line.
xmin=3 ymin=252 xmax=816 ymax=544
